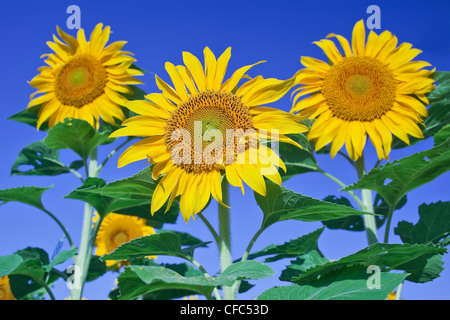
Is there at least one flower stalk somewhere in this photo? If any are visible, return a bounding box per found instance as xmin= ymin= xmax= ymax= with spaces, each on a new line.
xmin=70 ymin=148 xmax=98 ymax=300
xmin=355 ymin=154 xmax=378 ymax=245
xmin=218 ymin=179 xmax=234 ymax=300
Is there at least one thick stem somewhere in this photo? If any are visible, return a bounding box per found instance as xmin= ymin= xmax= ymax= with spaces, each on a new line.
xmin=70 ymin=149 xmax=98 ymax=300
xmin=218 ymin=179 xmax=233 ymax=300
xmin=355 ymin=155 xmax=378 ymax=245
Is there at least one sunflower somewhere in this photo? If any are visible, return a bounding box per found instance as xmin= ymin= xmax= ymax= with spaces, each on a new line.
xmin=111 ymin=47 xmax=308 ymax=222
xmin=292 ymin=20 xmax=435 ymax=160
xmin=0 ymin=276 xmax=15 ymax=300
xmin=28 ymin=23 xmax=143 ymax=129
xmin=94 ymin=213 xmax=155 ymax=267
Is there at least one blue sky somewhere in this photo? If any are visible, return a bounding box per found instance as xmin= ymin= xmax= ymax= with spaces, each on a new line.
xmin=0 ymin=0 xmax=449 ymax=300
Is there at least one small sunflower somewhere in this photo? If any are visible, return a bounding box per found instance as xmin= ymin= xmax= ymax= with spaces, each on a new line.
xmin=0 ymin=276 xmax=15 ymax=300
xmin=28 ymin=23 xmax=143 ymax=129
xmin=94 ymin=213 xmax=155 ymax=267
xmin=111 ymin=47 xmax=308 ymax=222
xmin=292 ymin=20 xmax=435 ymax=160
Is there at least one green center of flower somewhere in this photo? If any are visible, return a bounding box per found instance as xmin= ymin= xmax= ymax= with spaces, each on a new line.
xmin=322 ymin=56 xmax=396 ymax=121
xmin=67 ymin=68 xmax=89 ymax=87
xmin=55 ymin=54 xmax=107 ymax=108
xmin=113 ymin=231 xmax=129 ymax=246
xmin=186 ymin=107 xmax=233 ymax=142
xmin=346 ymin=74 xmax=373 ymax=97
xmin=165 ymin=90 xmax=254 ymax=173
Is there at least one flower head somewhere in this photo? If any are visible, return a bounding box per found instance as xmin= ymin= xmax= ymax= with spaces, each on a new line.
xmin=94 ymin=213 xmax=155 ymax=267
xmin=28 ymin=23 xmax=143 ymax=129
xmin=0 ymin=276 xmax=15 ymax=300
xmin=292 ymin=20 xmax=435 ymax=160
xmin=111 ymin=47 xmax=308 ymax=221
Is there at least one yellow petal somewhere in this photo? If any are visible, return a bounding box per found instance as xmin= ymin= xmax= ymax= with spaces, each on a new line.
xmin=225 ymin=164 xmax=245 ymax=195
xmin=313 ymin=39 xmax=343 ymax=64
xmin=155 ymin=74 xmax=182 ymax=105
xmin=151 ymin=167 xmax=182 ymax=214
xmin=330 ymin=120 xmax=348 ymax=158
xmin=213 ymin=47 xmax=232 ymax=90
xmin=326 ymin=33 xmax=353 ymax=57
xmin=204 ymin=47 xmax=217 ymax=90
xmin=241 ymin=77 xmax=295 ymax=107
xmin=117 ymin=136 xmax=164 ymax=168
xmin=351 ymin=19 xmax=366 ymax=56
xmin=165 ymin=62 xmax=189 ymax=101
xmin=221 ymin=61 xmax=265 ymax=93
xmin=182 ymin=51 xmax=206 ymax=92
xmin=176 ymin=65 xmax=198 ymax=95
xmin=235 ymin=164 xmax=266 ymax=196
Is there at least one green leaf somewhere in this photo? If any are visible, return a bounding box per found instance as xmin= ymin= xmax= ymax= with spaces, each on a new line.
xmin=259 ymin=266 xmax=409 ymax=300
xmin=43 ymin=248 xmax=77 ymax=272
xmin=395 ymin=201 xmax=450 ymax=246
xmin=123 ymin=84 xmax=147 ymax=101
xmin=101 ymin=232 xmax=188 ymax=262
xmin=282 ymin=243 xmax=446 ymax=285
xmin=0 ymin=249 xmax=65 ymax=300
xmin=9 ymin=259 xmax=45 ymax=281
xmin=320 ymin=196 xmax=364 ymax=231
xmin=182 ymin=242 xmax=212 ymax=258
xmin=220 ymin=261 xmax=275 ymax=281
xmin=15 ymin=247 xmax=49 ymax=266
xmin=392 ymin=101 xmax=450 ymax=149
xmin=65 ymin=177 xmax=111 ymax=216
xmin=434 ymin=124 xmax=450 ymax=146
xmin=76 ymin=166 xmax=157 ymax=200
xmin=141 ymin=263 xmax=204 ymax=300
xmin=344 ymin=137 xmax=450 ymax=208
xmin=0 ymin=254 xmax=24 ymax=277
xmin=246 ymin=227 xmax=324 ymax=262
xmin=158 ymin=230 xmax=207 ymax=247
xmin=85 ymin=256 xmax=107 ymax=282
xmin=255 ymin=181 xmax=368 ymax=230
xmin=44 ymin=118 xmax=113 ymax=161
xmin=278 ymin=133 xmax=319 ymax=181
xmin=8 ymin=105 xmax=48 ymax=131
xmin=117 ymin=266 xmax=219 ymax=300
xmin=118 ymin=261 xmax=273 ymax=300
xmin=8 ymin=259 xmax=46 ymax=300
xmin=392 ymin=80 xmax=450 ymax=149
xmin=280 ymin=250 xmax=329 ymax=282
xmin=11 ymin=141 xmax=82 ymax=177
xmin=429 ymin=71 xmax=450 ymax=101
xmin=0 ymin=185 xmax=53 ymax=211
xmin=65 ymin=169 xmax=178 ymax=226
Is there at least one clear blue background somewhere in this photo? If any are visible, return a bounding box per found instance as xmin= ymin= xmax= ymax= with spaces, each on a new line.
xmin=0 ymin=0 xmax=449 ymax=300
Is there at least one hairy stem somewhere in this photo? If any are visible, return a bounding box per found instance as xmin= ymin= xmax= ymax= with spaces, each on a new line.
xmin=218 ymin=179 xmax=233 ymax=300
xmin=70 ymin=148 xmax=98 ymax=300
xmin=355 ymin=154 xmax=378 ymax=245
